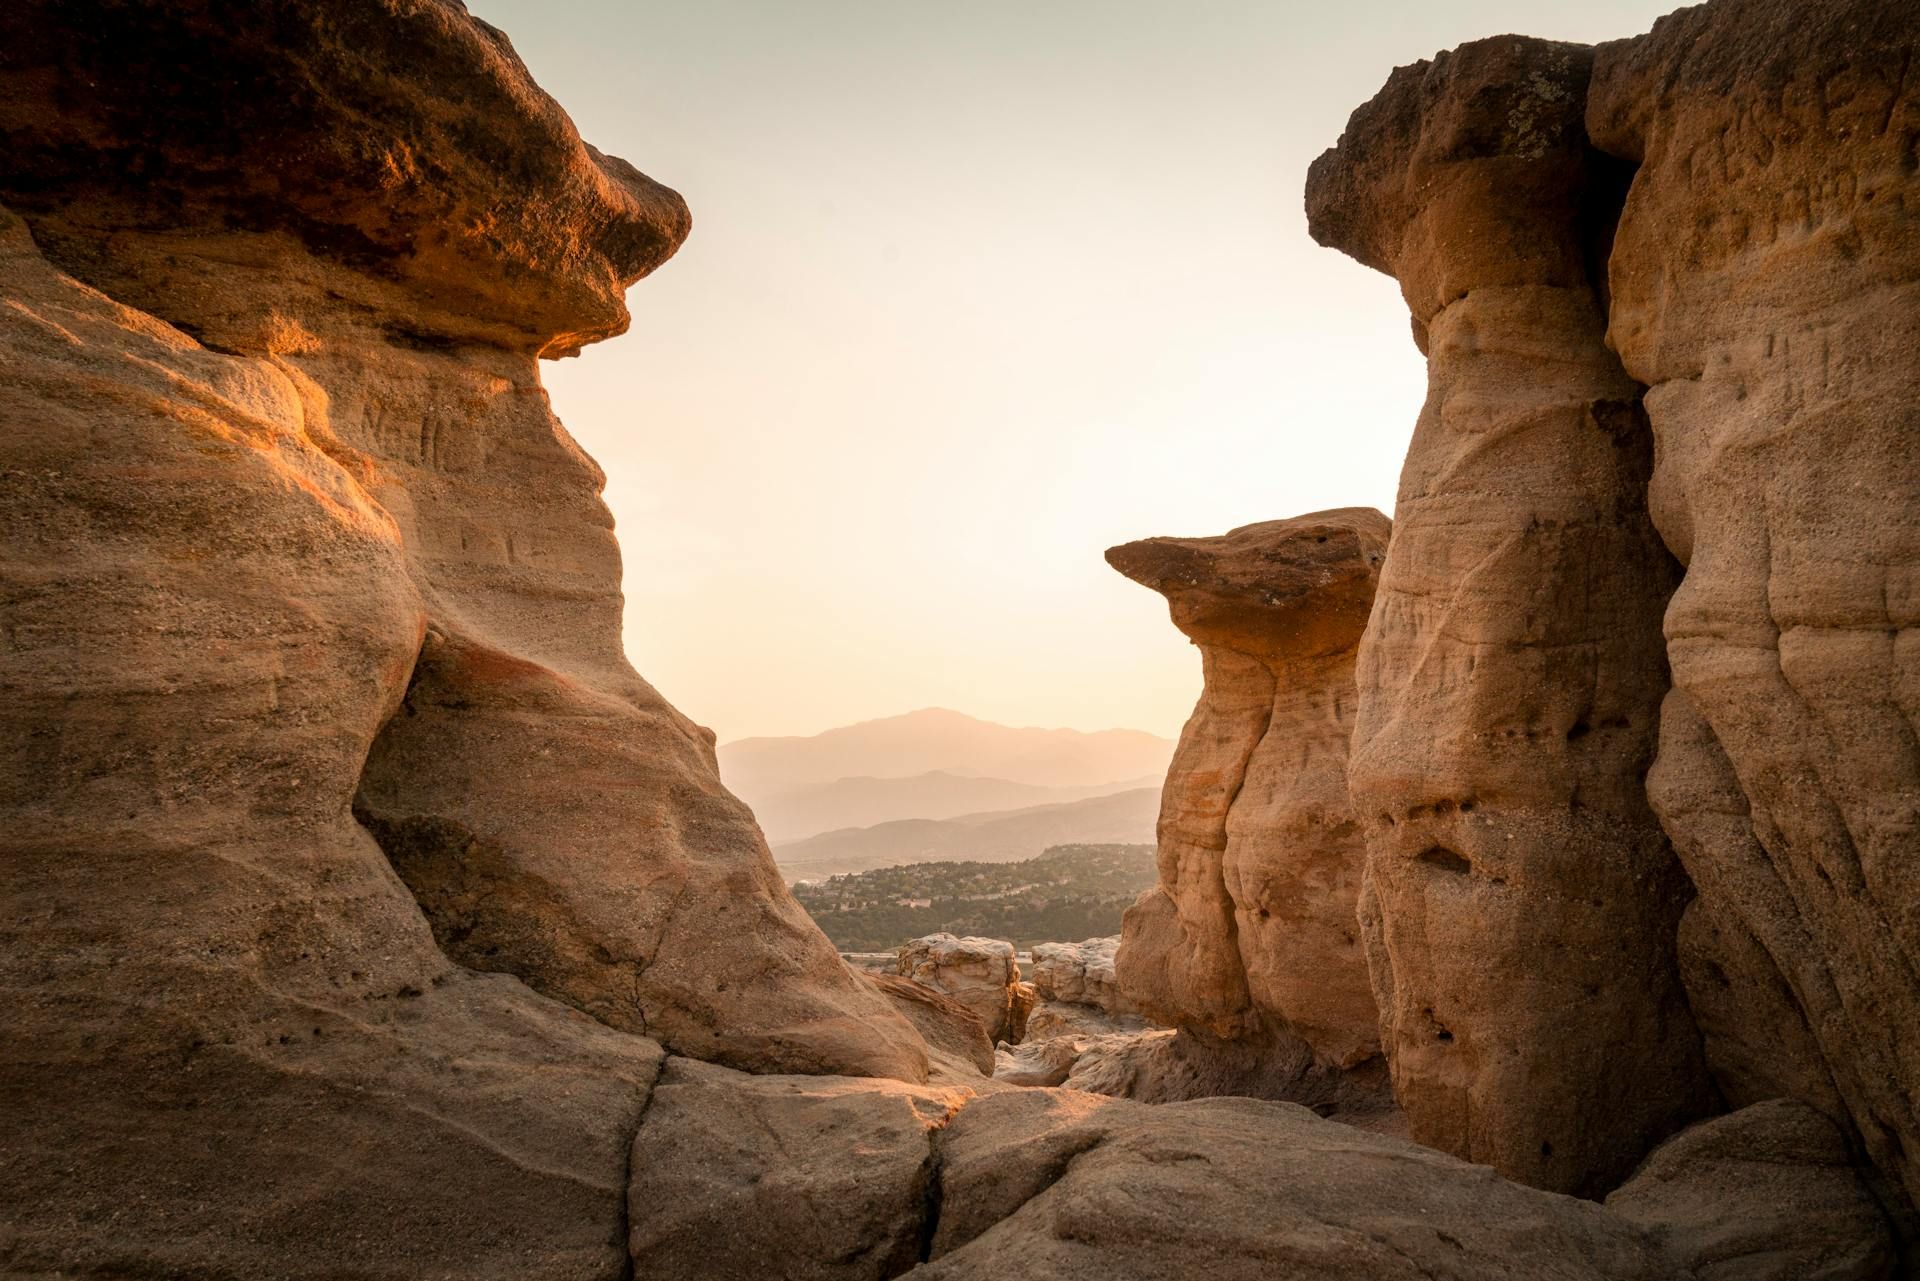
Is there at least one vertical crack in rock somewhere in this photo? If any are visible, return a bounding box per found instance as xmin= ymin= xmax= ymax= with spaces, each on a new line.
xmin=618 ymin=1051 xmax=673 ymax=1281
xmin=913 ymin=1117 xmax=950 ymax=1268
xmin=1306 ymin=35 xmax=1714 ymax=1195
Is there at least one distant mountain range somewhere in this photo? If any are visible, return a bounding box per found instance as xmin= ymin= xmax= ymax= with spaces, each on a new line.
xmin=772 ymin=787 xmax=1161 ymax=883
xmin=741 ymin=769 xmax=1163 ymax=844
xmin=716 ymin=709 xmax=1170 ymax=877
xmin=720 ymin=708 xmax=1172 ymax=799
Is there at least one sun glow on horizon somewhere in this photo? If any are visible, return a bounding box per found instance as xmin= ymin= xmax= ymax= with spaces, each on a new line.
xmin=474 ymin=0 xmax=1683 ymax=741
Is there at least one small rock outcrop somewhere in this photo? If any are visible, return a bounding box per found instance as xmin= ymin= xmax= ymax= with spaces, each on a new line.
xmin=1105 ymin=510 xmax=1389 ymax=1074
xmin=899 ymin=934 xmax=1027 ymax=1044
xmin=866 ymin=971 xmax=998 ymax=1078
xmin=1024 ymin=936 xmax=1151 ymax=1042
xmin=1306 ymin=36 xmax=1713 ymax=1195
xmin=1029 ymin=937 xmax=1131 ymax=1012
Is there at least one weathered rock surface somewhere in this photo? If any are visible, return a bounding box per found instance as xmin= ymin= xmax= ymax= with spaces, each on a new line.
xmin=900 ymin=934 xmax=1026 ymax=1044
xmin=994 ymin=1024 xmax=1396 ymax=1129
xmin=867 ymin=971 xmax=998 ymax=1077
xmin=1106 ymin=510 xmax=1389 ymax=1075
xmin=0 ymin=199 xmax=663 ymax=1279
xmin=0 ymin=0 xmax=926 ymax=1272
xmin=1587 ymin=0 xmax=1920 ymax=1213
xmin=1604 ymin=1099 xmax=1897 ymax=1280
xmin=616 ymin=1059 xmax=1887 ymax=1281
xmin=1022 ymin=937 xmax=1149 ymax=1045
xmin=915 ymin=1093 xmax=1887 ymax=1281
xmin=1029 ymin=936 xmax=1133 ymax=1014
xmin=1 ymin=0 xmax=925 ymax=1083
xmin=1307 ymin=36 xmax=1713 ymax=1195
xmin=628 ymin=1058 xmax=971 ymax=1281
xmin=1022 ymin=998 xmax=1151 ymax=1044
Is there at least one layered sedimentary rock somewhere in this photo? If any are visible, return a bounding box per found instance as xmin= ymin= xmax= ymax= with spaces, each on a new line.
xmin=1306 ymin=38 xmax=1713 ymax=1195
xmin=0 ymin=1 xmax=926 ymax=1272
xmin=0 ymin=0 xmax=924 ymax=1083
xmin=866 ymin=971 xmax=998 ymax=1078
xmin=0 ymin=187 xmax=661 ymax=1281
xmin=1106 ymin=510 xmax=1388 ymax=1071
xmin=899 ymin=934 xmax=1027 ymax=1044
xmin=1586 ymin=0 xmax=1920 ymax=1211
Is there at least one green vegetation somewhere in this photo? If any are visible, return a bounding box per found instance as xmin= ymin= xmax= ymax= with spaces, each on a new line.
xmin=793 ymin=843 xmax=1157 ymax=953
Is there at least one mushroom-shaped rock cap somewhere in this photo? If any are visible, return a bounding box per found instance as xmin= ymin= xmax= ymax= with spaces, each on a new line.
xmin=1304 ymin=36 xmax=1603 ymax=321
xmin=1106 ymin=508 xmax=1390 ymax=663
xmin=0 ymin=0 xmax=691 ymax=354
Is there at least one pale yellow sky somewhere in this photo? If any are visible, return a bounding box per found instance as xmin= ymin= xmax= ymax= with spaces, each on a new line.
xmin=471 ymin=0 xmax=1680 ymax=742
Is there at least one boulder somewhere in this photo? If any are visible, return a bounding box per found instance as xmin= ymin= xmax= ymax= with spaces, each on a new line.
xmin=1105 ymin=510 xmax=1389 ymax=1074
xmin=1029 ymin=937 xmax=1137 ymax=1015
xmin=1589 ymin=0 xmax=1920 ymax=1212
xmin=1605 ymin=1100 xmax=1897 ymax=1280
xmin=899 ymin=934 xmax=1024 ymax=1043
xmin=628 ymin=1058 xmax=971 ymax=1281
xmin=1306 ymin=35 xmax=1712 ymax=1195
xmin=619 ymin=1064 xmax=1888 ymax=1281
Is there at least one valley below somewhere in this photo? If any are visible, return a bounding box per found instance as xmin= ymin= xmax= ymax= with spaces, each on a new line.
xmin=792 ymin=842 xmax=1157 ymax=952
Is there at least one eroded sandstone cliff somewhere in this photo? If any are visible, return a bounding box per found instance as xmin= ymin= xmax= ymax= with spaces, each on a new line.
xmin=1106 ymin=510 xmax=1389 ymax=1077
xmin=1303 ymin=0 xmax=1920 ymax=1223
xmin=1589 ymin=0 xmax=1920 ymax=1214
xmin=0 ymin=1 xmax=924 ymax=1271
xmin=1307 ymin=37 xmax=1715 ymax=1196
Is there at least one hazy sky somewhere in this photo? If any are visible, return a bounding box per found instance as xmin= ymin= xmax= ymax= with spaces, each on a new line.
xmin=470 ymin=0 xmax=1679 ymax=743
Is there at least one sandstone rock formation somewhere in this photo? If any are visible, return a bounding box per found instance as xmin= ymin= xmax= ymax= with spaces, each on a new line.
xmin=914 ymin=1092 xmax=1891 ymax=1281
xmin=867 ymin=971 xmax=998 ymax=1078
xmin=1106 ymin=510 xmax=1389 ymax=1075
xmin=628 ymin=1058 xmax=972 ymax=1281
xmin=1586 ymin=0 xmax=1920 ymax=1215
xmin=1306 ymin=37 xmax=1714 ymax=1195
xmin=0 ymin=1 xmax=927 ymax=1272
xmin=0 ymin=186 xmax=664 ymax=1281
xmin=1023 ymin=936 xmax=1152 ymax=1042
xmin=1022 ymin=1000 xmax=1150 ymax=1043
xmin=619 ymin=1057 xmax=1889 ymax=1281
xmin=9 ymin=0 xmax=1920 ymax=1275
xmin=899 ymin=934 xmax=1027 ymax=1044
xmin=1029 ymin=936 xmax=1131 ymax=1012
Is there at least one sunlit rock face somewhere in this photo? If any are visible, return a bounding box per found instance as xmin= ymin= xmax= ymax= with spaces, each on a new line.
xmin=0 ymin=0 xmax=925 ymax=1271
xmin=1589 ymin=0 xmax=1920 ymax=1211
xmin=1106 ymin=510 xmax=1389 ymax=1075
xmin=1307 ymin=38 xmax=1713 ymax=1196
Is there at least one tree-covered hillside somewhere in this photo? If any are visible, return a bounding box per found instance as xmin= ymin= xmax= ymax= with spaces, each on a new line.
xmin=793 ymin=843 xmax=1157 ymax=952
